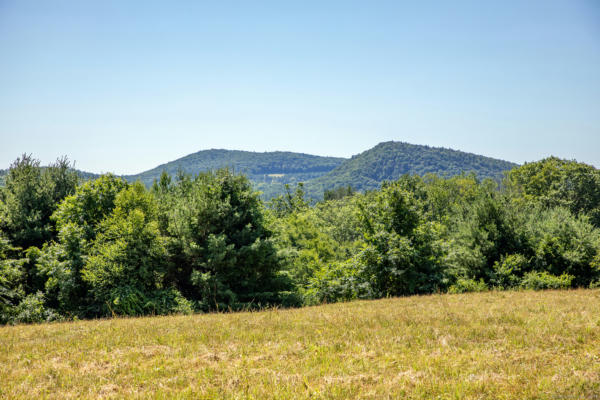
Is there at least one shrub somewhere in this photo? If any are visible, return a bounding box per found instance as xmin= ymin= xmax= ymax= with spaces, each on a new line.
xmin=448 ymin=278 xmax=488 ymax=294
xmin=305 ymin=257 xmax=376 ymax=305
xmin=525 ymin=207 xmax=600 ymax=286
xmin=12 ymin=292 xmax=61 ymax=324
xmin=520 ymin=271 xmax=574 ymax=290
xmin=107 ymin=287 xmax=192 ymax=316
xmin=491 ymin=254 xmax=529 ymax=289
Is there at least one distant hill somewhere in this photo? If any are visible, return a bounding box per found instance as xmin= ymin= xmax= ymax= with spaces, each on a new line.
xmin=1 ymin=143 xmax=518 ymax=199
xmin=75 ymin=170 xmax=102 ymax=181
xmin=305 ymin=141 xmax=518 ymax=197
xmin=122 ymin=149 xmax=345 ymax=198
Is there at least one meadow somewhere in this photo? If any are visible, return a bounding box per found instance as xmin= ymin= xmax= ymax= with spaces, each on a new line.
xmin=2 ymin=289 xmax=600 ymax=399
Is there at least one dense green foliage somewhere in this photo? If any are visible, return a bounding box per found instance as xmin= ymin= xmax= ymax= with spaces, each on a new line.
xmin=0 ymin=166 xmax=97 ymax=189
xmin=505 ymin=156 xmax=600 ymax=227
xmin=123 ymin=149 xmax=345 ymax=199
xmin=1 ymin=143 xmax=517 ymax=201
xmin=116 ymin=142 xmax=517 ymax=199
xmin=306 ymin=141 xmax=517 ymax=197
xmin=1 ymin=153 xmax=599 ymax=325
xmin=0 ymin=155 xmax=79 ymax=250
xmin=152 ymin=170 xmax=296 ymax=311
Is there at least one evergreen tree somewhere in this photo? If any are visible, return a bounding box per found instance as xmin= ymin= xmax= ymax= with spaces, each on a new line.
xmin=157 ymin=169 xmax=294 ymax=310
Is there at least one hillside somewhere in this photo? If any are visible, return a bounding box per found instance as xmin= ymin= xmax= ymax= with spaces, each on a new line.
xmin=1 ymin=290 xmax=599 ymax=399
xmin=1 ymin=143 xmax=518 ymax=198
xmin=306 ymin=141 xmax=518 ymax=197
xmin=120 ymin=142 xmax=517 ymax=199
xmin=122 ymin=149 xmax=345 ymax=198
xmin=0 ymin=151 xmax=345 ymax=197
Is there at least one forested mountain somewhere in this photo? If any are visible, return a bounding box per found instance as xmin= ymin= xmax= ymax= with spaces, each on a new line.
xmin=120 ymin=143 xmax=516 ymax=198
xmin=0 ymin=150 xmax=345 ymax=198
xmin=305 ymin=141 xmax=518 ymax=197
xmin=1 ymin=143 xmax=517 ymax=199
xmin=75 ymin=170 xmax=101 ymax=181
xmin=122 ymin=149 xmax=345 ymax=197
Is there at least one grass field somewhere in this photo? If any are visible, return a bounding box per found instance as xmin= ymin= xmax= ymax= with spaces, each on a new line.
xmin=1 ymin=290 xmax=600 ymax=399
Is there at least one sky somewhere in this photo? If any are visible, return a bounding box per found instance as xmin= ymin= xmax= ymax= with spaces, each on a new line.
xmin=0 ymin=0 xmax=599 ymax=174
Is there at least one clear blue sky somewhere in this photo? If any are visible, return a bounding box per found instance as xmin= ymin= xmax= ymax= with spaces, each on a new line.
xmin=1 ymin=0 xmax=599 ymax=174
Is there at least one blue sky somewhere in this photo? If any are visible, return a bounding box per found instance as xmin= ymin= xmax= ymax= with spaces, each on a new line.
xmin=1 ymin=0 xmax=599 ymax=174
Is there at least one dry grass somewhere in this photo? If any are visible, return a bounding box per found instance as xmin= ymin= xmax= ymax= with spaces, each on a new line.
xmin=1 ymin=289 xmax=600 ymax=399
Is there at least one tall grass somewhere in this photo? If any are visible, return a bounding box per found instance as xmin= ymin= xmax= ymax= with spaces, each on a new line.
xmin=1 ymin=289 xmax=600 ymax=399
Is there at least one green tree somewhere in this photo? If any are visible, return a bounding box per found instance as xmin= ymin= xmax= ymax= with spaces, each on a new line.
xmin=0 ymin=155 xmax=79 ymax=251
xmin=82 ymin=183 xmax=188 ymax=316
xmin=157 ymin=169 xmax=294 ymax=310
xmin=506 ymin=157 xmax=600 ymax=227
xmin=26 ymin=174 xmax=131 ymax=317
xmin=0 ymin=154 xmax=51 ymax=250
xmin=0 ymin=234 xmax=25 ymax=324
xmin=525 ymin=206 xmax=600 ymax=287
xmin=308 ymin=181 xmax=446 ymax=302
xmin=323 ymin=185 xmax=355 ymax=201
xmin=53 ymin=174 xmax=128 ymax=242
xmin=268 ymin=183 xmax=310 ymax=218
xmin=355 ymin=182 xmax=446 ymax=296
xmin=445 ymin=192 xmax=527 ymax=282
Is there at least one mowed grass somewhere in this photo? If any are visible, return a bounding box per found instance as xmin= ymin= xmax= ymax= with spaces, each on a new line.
xmin=2 ymin=290 xmax=600 ymax=399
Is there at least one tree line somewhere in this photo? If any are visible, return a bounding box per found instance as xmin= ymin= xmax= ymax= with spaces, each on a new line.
xmin=1 ymin=154 xmax=600 ymax=324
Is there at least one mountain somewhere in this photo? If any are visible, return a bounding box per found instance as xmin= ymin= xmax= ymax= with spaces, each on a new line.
xmin=1 ymin=143 xmax=519 ymax=199
xmin=305 ymin=141 xmax=518 ymax=197
xmin=0 ymin=151 xmax=345 ymax=197
xmin=122 ymin=149 xmax=346 ymax=198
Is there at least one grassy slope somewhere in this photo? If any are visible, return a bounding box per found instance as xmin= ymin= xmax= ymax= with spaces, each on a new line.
xmin=1 ymin=290 xmax=600 ymax=399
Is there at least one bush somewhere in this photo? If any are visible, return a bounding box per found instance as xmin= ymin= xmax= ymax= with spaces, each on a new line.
xmin=305 ymin=257 xmax=376 ymax=305
xmin=491 ymin=254 xmax=529 ymax=289
xmin=525 ymin=207 xmax=600 ymax=286
xmin=520 ymin=271 xmax=574 ymax=290
xmin=444 ymin=192 xmax=528 ymax=283
xmin=12 ymin=292 xmax=61 ymax=324
xmin=448 ymin=278 xmax=488 ymax=294
xmin=107 ymin=287 xmax=192 ymax=316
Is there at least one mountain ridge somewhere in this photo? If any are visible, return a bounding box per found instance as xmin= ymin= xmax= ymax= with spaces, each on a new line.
xmin=1 ymin=142 xmax=519 ymax=198
xmin=305 ymin=141 xmax=518 ymax=196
